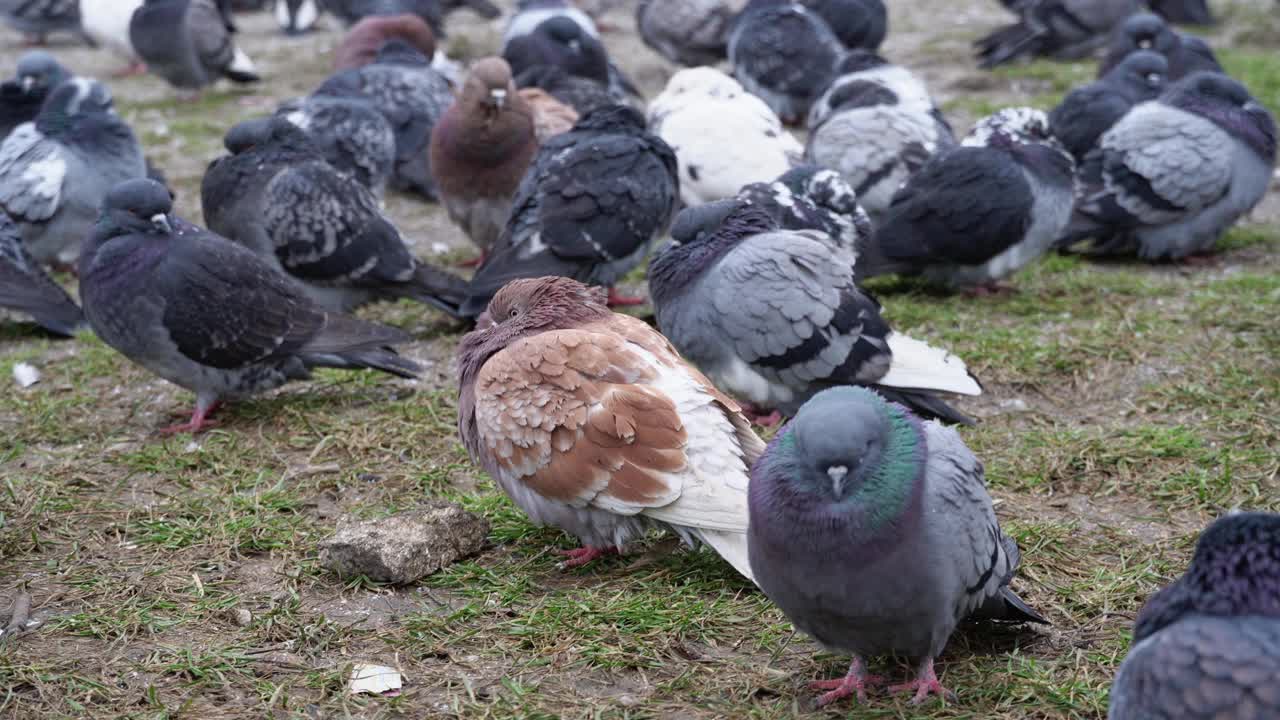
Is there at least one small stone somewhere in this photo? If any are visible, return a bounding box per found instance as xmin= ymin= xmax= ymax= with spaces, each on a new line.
xmin=229 ymin=608 xmax=253 ymax=627
xmin=318 ymin=501 xmax=489 ymax=585
xmin=998 ymin=398 xmax=1029 ymax=413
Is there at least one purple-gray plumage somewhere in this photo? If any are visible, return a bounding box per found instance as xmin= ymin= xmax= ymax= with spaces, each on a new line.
xmin=1097 ymin=12 xmax=1222 ymax=81
xmin=728 ymin=0 xmax=843 ymax=125
xmin=1051 ymin=50 xmax=1167 ymax=162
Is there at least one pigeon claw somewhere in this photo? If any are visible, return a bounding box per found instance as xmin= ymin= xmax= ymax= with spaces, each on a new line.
xmin=605 ymin=288 xmax=646 ymax=307
xmin=555 ymin=546 xmax=619 ymax=569
xmin=455 ymin=251 xmax=486 ymax=268
xmin=808 ymin=658 xmax=882 ymax=706
xmin=112 ymin=61 xmax=148 ymax=78
xmin=160 ymin=401 xmax=223 ymax=436
xmin=888 ymin=659 xmax=954 ymax=705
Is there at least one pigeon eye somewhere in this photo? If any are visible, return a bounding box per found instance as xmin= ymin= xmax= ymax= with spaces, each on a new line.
xmin=508 ymin=307 xmax=520 ymax=319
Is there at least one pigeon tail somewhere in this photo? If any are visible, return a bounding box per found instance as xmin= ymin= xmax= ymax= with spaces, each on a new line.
xmin=689 ymin=527 xmax=756 ymax=585
xmin=0 ymin=273 xmax=85 ymax=337
xmin=303 ymin=347 xmax=422 ymax=379
xmin=974 ymin=21 xmax=1044 ymax=69
xmin=225 ymin=46 xmax=260 ymax=83
xmin=973 ymin=586 xmax=1050 ymax=625
xmin=29 ymin=298 xmax=85 ymax=337
xmin=871 ymin=386 xmax=976 ymax=426
xmin=396 ymin=263 xmax=468 ymax=318
xmin=880 ymin=333 xmax=982 ymax=397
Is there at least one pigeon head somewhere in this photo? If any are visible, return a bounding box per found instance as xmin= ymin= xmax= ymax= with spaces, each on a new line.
xmin=99 ymin=179 xmax=175 ymax=238
xmin=668 ymin=198 xmax=751 ymax=245
xmin=824 ymin=78 xmax=899 ymax=114
xmin=375 ymin=39 xmax=430 ymax=67
xmin=1133 ymin=512 xmax=1280 ymax=642
xmin=572 ymin=104 xmax=646 ymax=134
xmin=1117 ymin=13 xmax=1178 ymax=56
xmin=511 ymin=17 xmax=609 ymax=85
xmin=462 ymin=57 xmax=518 ymax=115
xmin=1106 ymin=50 xmax=1167 ymax=99
xmin=963 ymin=107 xmax=1052 ymax=148
xmin=650 ymin=200 xmax=776 ymax=306
xmin=663 ymin=67 xmax=744 ymax=102
xmin=223 ymin=117 xmax=273 ymax=153
xmin=777 ymin=165 xmax=868 ymax=231
xmin=14 ymin=51 xmax=69 ymax=94
xmin=835 ymin=49 xmax=890 ymax=75
xmin=36 ymin=78 xmax=114 ymax=135
xmin=1165 ymin=72 xmax=1277 ymax=162
xmin=336 ymin=14 xmax=436 ymax=70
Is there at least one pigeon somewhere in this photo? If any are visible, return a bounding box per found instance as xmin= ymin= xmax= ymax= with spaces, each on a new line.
xmin=503 ymin=15 xmax=642 ymax=109
xmin=324 ymin=0 xmax=500 ymax=35
xmin=502 ymin=0 xmax=597 ymax=49
xmin=635 ymin=0 xmax=741 ymax=67
xmin=735 ymin=164 xmax=871 ymax=252
xmin=81 ymin=178 xmax=422 ymax=435
xmin=800 ymin=0 xmax=886 ymax=50
xmin=1050 ymin=50 xmax=1167 ymax=162
xmin=515 ymin=63 xmax=619 ymax=116
xmin=0 ymin=78 xmax=146 ymax=267
xmin=862 ymin=108 xmax=1076 ymax=291
xmin=975 ymin=0 xmax=1141 ymax=69
xmin=747 ymin=386 xmax=1046 ymax=706
xmin=202 ymin=117 xmax=466 ymax=315
xmin=314 ymin=39 xmax=455 ymax=200
xmin=807 ymin=50 xmax=938 ymax=130
xmin=727 ymin=1 xmax=844 ymax=125
xmin=519 ymin=87 xmax=579 ymax=141
xmin=333 ymin=13 xmax=435 ymax=70
xmin=1149 ymin=0 xmax=1214 ymax=26
xmin=1097 ymin=12 xmax=1223 ymax=81
xmin=459 ymin=105 xmax=679 ymax=317
xmin=82 ymin=0 xmax=146 ymax=75
xmin=0 ymin=0 xmax=84 ymax=45
xmin=275 ymin=0 xmax=322 ymax=35
xmin=1058 ymin=72 xmax=1278 ymax=261
xmin=274 ymin=95 xmax=397 ymax=196
xmin=0 ymin=51 xmax=71 ymax=140
xmin=456 ymin=275 xmax=765 ymax=578
xmin=129 ymin=0 xmax=260 ymax=94
xmin=648 ymin=67 xmax=802 ymax=208
xmin=649 ymin=200 xmax=982 ymax=425
xmin=430 ymin=58 xmax=540 ymax=264
xmin=1109 ymin=512 xmax=1280 ymax=720
xmin=805 ymin=79 xmax=955 ymax=223
xmin=0 ymin=210 xmax=82 ymax=336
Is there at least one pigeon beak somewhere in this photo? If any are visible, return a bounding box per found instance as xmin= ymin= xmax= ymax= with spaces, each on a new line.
xmin=1138 ymin=39 xmax=1152 ymax=49
xmin=827 ymin=465 xmax=848 ymax=496
xmin=20 ymin=76 xmax=33 ymax=92
xmin=475 ymin=310 xmax=495 ymax=331
xmin=488 ymin=88 xmax=507 ymax=110
xmin=1243 ymin=101 xmax=1264 ymax=114
xmin=150 ymin=213 xmax=171 ymax=233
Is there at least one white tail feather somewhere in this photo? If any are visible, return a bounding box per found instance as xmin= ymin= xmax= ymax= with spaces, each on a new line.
xmin=879 ymin=333 xmax=982 ymax=396
xmin=229 ymin=46 xmax=256 ymax=75
xmin=693 ymin=528 xmax=756 ymax=585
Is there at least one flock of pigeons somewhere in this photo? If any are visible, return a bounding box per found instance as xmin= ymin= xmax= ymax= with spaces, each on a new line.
xmin=0 ymin=0 xmax=1277 ymax=714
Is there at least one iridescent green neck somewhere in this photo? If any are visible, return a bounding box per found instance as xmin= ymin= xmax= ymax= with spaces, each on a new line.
xmin=845 ymin=402 xmax=926 ymax=534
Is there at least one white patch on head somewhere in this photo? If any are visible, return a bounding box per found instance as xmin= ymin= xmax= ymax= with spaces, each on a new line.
xmin=65 ymin=77 xmax=94 ymax=116
xmin=963 ymin=107 xmax=1049 ymax=147
xmin=284 ymin=110 xmax=310 ymax=131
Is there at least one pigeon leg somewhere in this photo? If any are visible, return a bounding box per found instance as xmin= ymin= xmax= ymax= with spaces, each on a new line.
xmin=556 ymin=546 xmax=619 ymax=569
xmin=161 ymin=400 xmax=223 ymax=435
xmin=888 ymin=657 xmax=954 ymax=705
xmin=605 ymin=287 xmax=647 ymax=307
xmin=1179 ymin=252 xmax=1219 ymax=267
xmin=739 ymin=402 xmax=783 ymax=427
xmin=809 ymin=656 xmax=883 ymax=706
xmin=111 ymin=61 xmax=148 ymax=78
xmin=963 ymin=281 xmax=1016 ymax=297
xmin=22 ymin=34 xmax=46 ymax=47
xmin=455 ymin=251 xmax=486 ymax=268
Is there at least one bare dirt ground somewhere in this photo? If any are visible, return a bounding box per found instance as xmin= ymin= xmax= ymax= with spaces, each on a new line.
xmin=0 ymin=1 xmax=1278 ymax=718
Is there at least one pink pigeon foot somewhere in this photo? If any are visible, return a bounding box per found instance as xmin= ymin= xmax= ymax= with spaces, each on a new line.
xmin=605 ymin=287 xmax=646 ymax=307
xmin=888 ymin=658 xmax=954 ymax=705
xmin=809 ymin=658 xmax=883 ymax=706
xmin=963 ymin=280 xmax=1016 ymax=297
xmin=161 ymin=401 xmax=223 ymax=435
xmin=455 ymin=251 xmax=486 ymax=268
xmin=1180 ymin=252 xmax=1218 ymax=267
xmin=739 ymin=402 xmax=783 ymax=427
xmin=556 ymin=546 xmax=619 ymax=569
xmin=22 ymin=34 xmax=46 ymax=47
xmin=112 ymin=61 xmax=147 ymax=78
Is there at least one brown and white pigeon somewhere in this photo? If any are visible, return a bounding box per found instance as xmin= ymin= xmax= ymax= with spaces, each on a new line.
xmin=457 ymin=276 xmax=765 ymax=579
xmin=332 ymin=13 xmax=436 ymax=71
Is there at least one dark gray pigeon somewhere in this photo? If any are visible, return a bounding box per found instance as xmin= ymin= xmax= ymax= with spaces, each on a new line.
xmin=502 ymin=0 xmax=595 ymax=46
xmin=649 ymin=200 xmax=982 ymax=426
xmin=503 ymin=15 xmax=642 ymax=110
xmin=1050 ymin=50 xmax=1167 ymax=162
xmin=1149 ymin=0 xmax=1214 ymax=26
xmin=324 ymin=0 xmax=500 ymax=35
xmin=514 ymin=63 xmax=617 ymax=116
xmin=728 ymin=0 xmax=843 ymax=125
xmin=275 ymin=96 xmax=397 ymax=196
xmin=129 ymin=0 xmax=260 ymax=93
xmin=202 ymin=117 xmax=466 ymax=315
xmin=862 ymin=108 xmax=1076 ymax=291
xmin=80 ymin=178 xmax=422 ymax=435
xmin=976 ymin=0 xmax=1140 ymax=69
xmin=735 ymin=165 xmax=871 ymax=252
xmin=1059 ymin=73 xmax=1277 ymax=261
xmin=0 ymin=51 xmax=71 ymax=140
xmin=1109 ymin=512 xmax=1280 ymax=719
xmin=0 ymin=210 xmax=82 ymax=336
xmin=314 ymin=39 xmax=454 ymax=200
xmin=0 ymin=78 xmax=146 ymax=267
xmin=459 ymin=105 xmax=679 ymax=317
xmin=0 ymin=0 xmax=84 ymax=44
xmin=1097 ymin=12 xmax=1222 ymax=81
xmin=635 ymin=0 xmax=737 ymax=67
xmin=807 ymin=50 xmax=940 ymax=130
xmin=747 ymin=386 xmax=1045 ymax=706
xmin=800 ymin=0 xmax=886 ymax=50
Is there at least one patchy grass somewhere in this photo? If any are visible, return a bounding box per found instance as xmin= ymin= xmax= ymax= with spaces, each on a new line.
xmin=1 ymin=1 xmax=1279 ymax=719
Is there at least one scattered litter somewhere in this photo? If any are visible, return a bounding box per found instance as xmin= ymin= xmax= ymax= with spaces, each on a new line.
xmin=429 ymin=241 xmax=451 ymax=256
xmin=998 ymin=398 xmax=1030 ymax=413
xmin=12 ymin=363 xmax=40 ymax=388
xmin=349 ymin=663 xmax=402 ymax=696
xmin=184 ymin=441 xmax=201 ymax=453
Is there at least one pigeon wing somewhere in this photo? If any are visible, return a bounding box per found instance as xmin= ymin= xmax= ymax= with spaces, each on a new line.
xmin=0 ymin=123 xmax=66 ymax=223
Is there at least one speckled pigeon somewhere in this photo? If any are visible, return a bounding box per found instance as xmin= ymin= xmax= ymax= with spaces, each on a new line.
xmin=635 ymin=0 xmax=740 ymax=67
xmin=862 ymin=108 xmax=1076 ymax=291
xmin=807 ymin=50 xmax=939 ymax=130
xmin=323 ymin=0 xmax=500 ymax=35
xmin=649 ymin=200 xmax=982 ymax=425
xmin=129 ymin=0 xmax=260 ymax=93
xmin=514 ymin=63 xmax=618 ymax=116
xmin=976 ymin=0 xmax=1140 ymax=69
xmin=274 ymin=95 xmax=397 ymax=196
xmin=0 ymin=210 xmax=82 ymax=336
xmin=459 ymin=105 xmax=679 ymax=317
xmin=748 ymin=386 xmax=1046 ymax=706
xmin=0 ymin=0 xmax=84 ymax=45
xmin=503 ymin=15 xmax=641 ymax=110
xmin=727 ymin=0 xmax=843 ymax=125
xmin=81 ymin=178 xmax=421 ymax=435
xmin=0 ymin=51 xmax=71 ymax=140
xmin=202 ymin=117 xmax=465 ymax=315
xmin=735 ymin=165 xmax=871 ymax=252
xmin=314 ymin=38 xmax=454 ymax=200
xmin=1097 ymin=12 xmax=1222 ymax=81
xmin=648 ymin=67 xmax=802 ymax=208
xmin=0 ymin=78 xmax=146 ymax=267
xmin=1059 ymin=72 xmax=1277 ymax=260
xmin=457 ymin=275 xmax=764 ymax=577
xmin=1109 ymin=512 xmax=1280 ymax=719
xmin=800 ymin=0 xmax=886 ymax=50
xmin=1050 ymin=50 xmax=1167 ymax=162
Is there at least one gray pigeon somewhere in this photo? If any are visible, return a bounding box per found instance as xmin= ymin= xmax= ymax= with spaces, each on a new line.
xmin=502 ymin=15 xmax=642 ymax=111
xmin=80 ymin=178 xmax=422 ymax=435
xmin=735 ymin=165 xmax=871 ymax=252
xmin=807 ymin=50 xmax=939 ymax=130
xmin=1050 ymin=50 xmax=1167 ymax=162
xmin=1149 ymin=0 xmax=1214 ymax=26
xmin=649 ymin=200 xmax=982 ymax=426
xmin=1109 ymin=512 xmax=1280 ymax=719
xmin=0 ymin=51 xmax=71 ymax=140
xmin=275 ymin=95 xmax=397 ymax=196
xmin=128 ymin=0 xmax=260 ymax=93
xmin=0 ymin=0 xmax=84 ymax=44
xmin=747 ymin=386 xmax=1046 ymax=707
xmin=800 ymin=0 xmax=886 ymax=51
xmin=728 ymin=1 xmax=843 ymax=125
xmin=0 ymin=78 xmax=146 ymax=267
xmin=1059 ymin=72 xmax=1277 ymax=261
xmin=0 ymin=210 xmax=82 ymax=336
xmin=976 ymin=0 xmax=1140 ymax=69
xmin=325 ymin=0 xmax=500 ymax=35
xmin=1097 ymin=12 xmax=1222 ymax=81
xmin=314 ymin=39 xmax=454 ymax=200
xmin=635 ymin=0 xmax=739 ymax=67
xmin=202 ymin=117 xmax=466 ymax=315
xmin=862 ymin=108 xmax=1076 ymax=291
